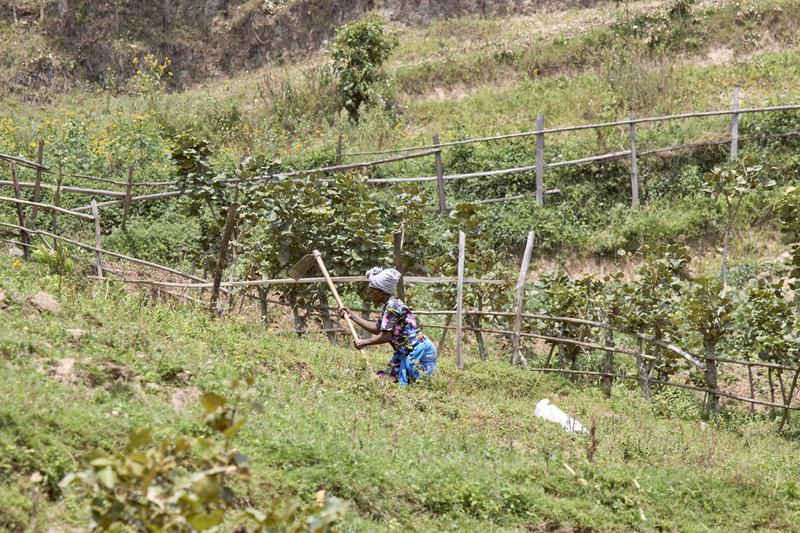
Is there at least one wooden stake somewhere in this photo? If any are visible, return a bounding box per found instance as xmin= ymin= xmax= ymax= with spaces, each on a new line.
xmin=30 ymin=140 xmax=45 ymax=225
xmin=601 ymin=326 xmax=615 ymax=398
xmin=210 ymin=186 xmax=239 ymax=317
xmin=629 ymin=113 xmax=640 ymax=209
xmin=90 ymin=200 xmax=103 ymax=277
xmin=10 ymin=163 xmax=30 ymax=259
xmin=512 ymin=231 xmax=535 ymax=366
xmin=335 ymin=134 xmax=343 ymax=165
xmin=747 ymin=365 xmax=755 ymax=417
xmin=122 ymin=164 xmax=134 ymax=228
xmin=51 ymin=169 xmax=63 ymax=246
xmin=535 ymin=114 xmax=545 ymax=207
xmin=455 ymin=231 xmax=466 ymax=369
xmin=730 ymin=86 xmax=740 ymax=160
xmin=434 ymin=133 xmax=446 ymax=212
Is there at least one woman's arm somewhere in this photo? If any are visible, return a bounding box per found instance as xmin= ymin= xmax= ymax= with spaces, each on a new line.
xmin=339 ymin=308 xmax=380 ymax=334
xmin=354 ymin=331 xmax=392 ymax=350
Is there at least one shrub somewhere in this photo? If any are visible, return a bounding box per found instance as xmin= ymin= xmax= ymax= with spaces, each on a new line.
xmin=60 ymin=380 xmax=346 ymax=531
xmin=331 ymin=13 xmax=398 ymax=122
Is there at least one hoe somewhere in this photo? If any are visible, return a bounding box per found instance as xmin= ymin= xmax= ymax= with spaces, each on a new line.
xmin=288 ymin=250 xmax=359 ymax=343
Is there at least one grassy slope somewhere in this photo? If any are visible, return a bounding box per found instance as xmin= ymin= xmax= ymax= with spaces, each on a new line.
xmin=1 ymin=256 xmax=799 ymax=532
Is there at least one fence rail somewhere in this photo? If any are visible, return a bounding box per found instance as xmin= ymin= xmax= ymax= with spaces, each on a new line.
xmin=2 ymin=91 xmax=798 ymax=215
xmin=3 ymin=94 xmax=800 ymax=428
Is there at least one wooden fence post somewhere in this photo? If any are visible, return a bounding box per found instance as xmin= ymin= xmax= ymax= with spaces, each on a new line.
xmin=393 ymin=229 xmax=405 ymax=301
xmin=210 ymin=186 xmax=239 ymax=317
xmin=535 ymin=114 xmax=545 ymax=207
xmin=30 ymin=139 xmax=45 ymax=225
xmin=601 ymin=326 xmax=615 ymax=397
xmin=51 ymin=169 xmax=63 ymax=243
xmin=730 ymin=86 xmax=740 ymax=160
xmin=512 ymin=231 xmax=535 ymax=366
xmin=90 ymin=200 xmax=104 ymax=277
xmin=122 ymin=164 xmax=134 ymax=228
xmin=335 ymin=134 xmax=343 ymax=165
xmin=10 ymin=162 xmax=30 ymax=259
xmin=455 ymin=231 xmax=466 ymax=369
xmin=629 ymin=114 xmax=640 ymax=209
xmin=434 ymin=133 xmax=446 ymax=213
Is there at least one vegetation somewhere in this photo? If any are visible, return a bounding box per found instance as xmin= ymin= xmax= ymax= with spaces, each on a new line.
xmin=2 ymin=0 xmax=800 ymax=530
xmin=1 ymin=256 xmax=800 ymax=531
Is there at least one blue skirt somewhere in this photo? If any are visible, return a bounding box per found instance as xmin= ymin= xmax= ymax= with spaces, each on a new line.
xmin=390 ymin=338 xmax=437 ymax=386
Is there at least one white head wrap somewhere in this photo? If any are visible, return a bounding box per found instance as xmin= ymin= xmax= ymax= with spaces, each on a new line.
xmin=366 ymin=267 xmax=401 ymax=295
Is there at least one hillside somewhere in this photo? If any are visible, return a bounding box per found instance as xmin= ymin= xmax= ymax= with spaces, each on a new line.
xmin=2 ymin=255 xmax=800 ymax=531
xmin=2 ymin=0 xmax=800 ymax=530
xmin=2 ymin=0 xmax=602 ymax=97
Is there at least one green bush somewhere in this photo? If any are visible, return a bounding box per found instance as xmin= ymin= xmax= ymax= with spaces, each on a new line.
xmin=331 ymin=13 xmax=398 ymax=121
xmin=104 ymin=207 xmax=201 ymax=267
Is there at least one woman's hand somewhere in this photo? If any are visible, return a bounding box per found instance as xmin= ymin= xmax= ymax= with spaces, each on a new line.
xmin=338 ymin=307 xmax=352 ymax=320
xmin=353 ymin=338 xmax=368 ymax=350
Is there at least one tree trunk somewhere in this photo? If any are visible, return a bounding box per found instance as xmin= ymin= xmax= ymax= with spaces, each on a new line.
xmin=721 ymin=224 xmax=731 ymax=286
xmin=162 ymin=0 xmax=173 ymax=30
xmin=256 ymin=286 xmax=269 ymax=326
xmin=437 ymin=314 xmax=451 ymax=354
xmin=703 ymin=339 xmax=720 ymax=414
xmin=468 ymin=313 xmax=487 ymax=360
xmin=288 ymin=293 xmax=306 ymax=336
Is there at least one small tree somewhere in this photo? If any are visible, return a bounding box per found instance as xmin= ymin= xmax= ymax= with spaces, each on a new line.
xmin=776 ymin=185 xmax=800 ymax=298
xmin=426 ymin=203 xmax=514 ymax=358
xmin=676 ymin=276 xmax=737 ymax=414
xmin=330 ymin=13 xmax=398 ymax=122
xmin=615 ymin=244 xmax=691 ymax=398
xmin=704 ymin=160 xmax=773 ymax=286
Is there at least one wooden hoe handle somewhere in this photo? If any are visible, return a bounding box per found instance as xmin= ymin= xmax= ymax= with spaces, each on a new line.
xmin=313 ymin=253 xmax=360 ymax=342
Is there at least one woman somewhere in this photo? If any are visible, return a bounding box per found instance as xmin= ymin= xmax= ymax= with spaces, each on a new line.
xmin=339 ymin=267 xmax=437 ymax=385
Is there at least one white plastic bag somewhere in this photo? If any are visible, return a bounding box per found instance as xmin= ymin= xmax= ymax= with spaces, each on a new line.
xmin=534 ymin=399 xmax=589 ymax=436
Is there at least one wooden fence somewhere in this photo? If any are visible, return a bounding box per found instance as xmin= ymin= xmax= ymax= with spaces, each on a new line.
xmin=2 ymin=95 xmax=800 ymax=427
xmin=2 ymin=92 xmax=800 ymax=214
xmin=3 ymin=202 xmax=797 ymax=428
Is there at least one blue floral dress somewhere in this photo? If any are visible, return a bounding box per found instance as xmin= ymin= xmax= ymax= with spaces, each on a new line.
xmin=377 ymin=297 xmax=437 ymax=385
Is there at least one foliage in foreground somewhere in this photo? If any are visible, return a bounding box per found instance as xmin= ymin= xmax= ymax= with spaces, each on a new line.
xmin=1 ymin=257 xmax=800 ymax=532
xmin=60 ymin=379 xmax=346 ymax=531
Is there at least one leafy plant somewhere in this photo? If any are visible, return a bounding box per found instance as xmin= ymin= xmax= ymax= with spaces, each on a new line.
xmin=737 ymin=278 xmax=799 ymax=367
xmin=775 ymin=185 xmax=800 ymax=295
xmin=615 ymin=245 xmax=691 ymax=396
xmin=31 ymin=242 xmax=74 ymax=276
xmin=704 ymin=159 xmax=774 ymax=285
xmin=675 ymin=276 xmax=737 ymax=413
xmin=60 ymin=378 xmax=346 ymax=531
xmin=330 ymin=13 xmax=398 ymax=122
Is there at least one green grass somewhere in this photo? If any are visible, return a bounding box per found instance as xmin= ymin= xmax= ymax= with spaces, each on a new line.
xmin=1 ymin=257 xmax=799 ymax=531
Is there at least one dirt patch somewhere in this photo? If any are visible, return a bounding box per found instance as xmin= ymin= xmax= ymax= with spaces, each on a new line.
xmin=169 ymin=386 xmax=201 ymax=411
xmin=30 ymin=292 xmax=61 ymax=314
xmin=697 ymin=46 xmax=734 ymax=67
xmin=54 ymin=358 xmax=79 ymax=386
